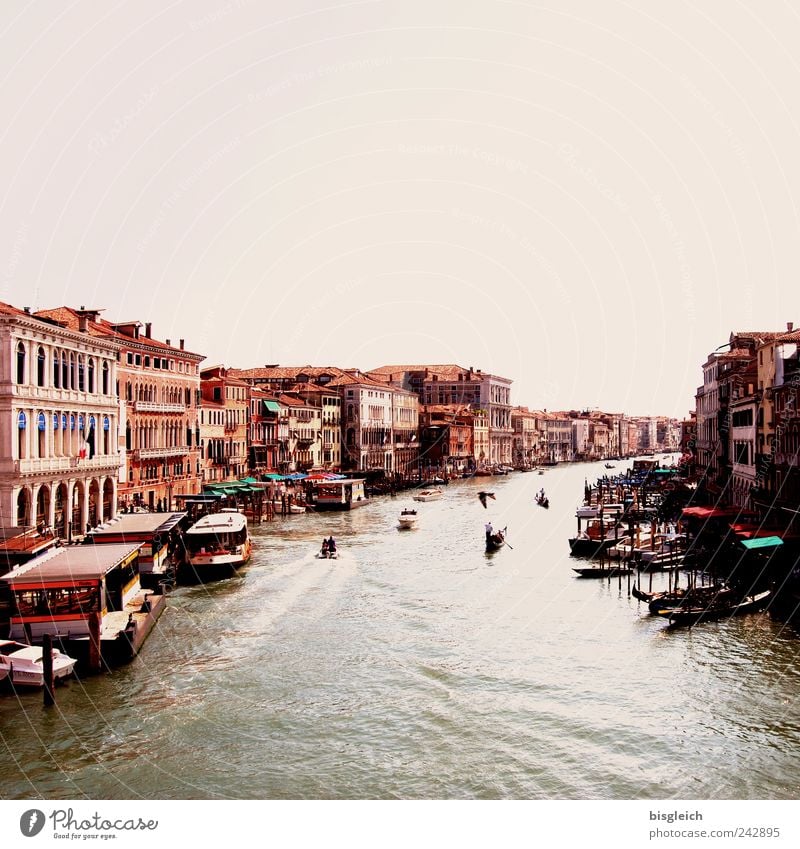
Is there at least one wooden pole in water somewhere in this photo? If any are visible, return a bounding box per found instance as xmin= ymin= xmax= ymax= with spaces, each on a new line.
xmin=88 ymin=610 xmax=102 ymax=673
xmin=42 ymin=633 xmax=55 ymax=706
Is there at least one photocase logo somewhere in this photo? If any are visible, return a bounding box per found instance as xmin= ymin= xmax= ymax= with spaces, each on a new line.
xmin=20 ymin=810 xmax=46 ymax=837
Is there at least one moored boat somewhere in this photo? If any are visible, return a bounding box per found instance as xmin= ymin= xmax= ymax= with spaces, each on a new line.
xmin=85 ymin=511 xmax=187 ymax=590
xmin=0 ymin=640 xmax=77 ymax=688
xmin=655 ymin=589 xmax=772 ymax=627
xmin=0 ymin=543 xmax=165 ymax=670
xmin=311 ymin=478 xmax=368 ymax=511
xmin=413 ymin=489 xmax=443 ymax=502
xmin=182 ymin=509 xmax=252 ymax=582
xmin=573 ymin=564 xmax=633 ymax=578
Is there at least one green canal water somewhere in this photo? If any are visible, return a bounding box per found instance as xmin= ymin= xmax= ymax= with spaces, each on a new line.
xmin=2 ymin=460 xmax=799 ymax=799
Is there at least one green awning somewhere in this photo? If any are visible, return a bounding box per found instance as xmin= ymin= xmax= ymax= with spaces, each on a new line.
xmin=263 ymin=400 xmax=281 ymax=413
xmin=263 ymin=473 xmax=283 ymax=480
xmin=740 ymin=536 xmax=783 ymax=550
xmin=204 ymin=488 xmax=226 ymax=496
xmin=240 ymin=477 xmax=258 ymax=484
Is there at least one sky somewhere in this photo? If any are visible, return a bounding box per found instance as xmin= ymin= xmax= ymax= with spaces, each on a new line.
xmin=1 ymin=0 xmax=799 ymax=419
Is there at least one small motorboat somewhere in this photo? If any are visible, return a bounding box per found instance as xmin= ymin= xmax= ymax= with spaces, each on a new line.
xmin=0 ymin=640 xmax=77 ymax=688
xmin=316 ymin=548 xmax=339 ymax=559
xmin=413 ymin=488 xmax=443 ymax=502
xmin=604 ymin=462 xmax=615 ymax=469
xmin=398 ymin=508 xmax=418 ymax=529
xmin=535 ymin=494 xmax=549 ymax=509
xmin=573 ymin=564 xmax=634 ymax=578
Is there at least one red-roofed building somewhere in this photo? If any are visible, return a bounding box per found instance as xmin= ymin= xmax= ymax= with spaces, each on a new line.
xmin=1 ymin=302 xmax=121 ymax=537
xmin=200 ymin=366 xmax=249 ymax=482
xmin=34 ymin=307 xmax=205 ymax=512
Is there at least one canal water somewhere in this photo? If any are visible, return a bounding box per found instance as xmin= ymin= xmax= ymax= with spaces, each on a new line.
xmin=2 ymin=459 xmax=799 ymax=800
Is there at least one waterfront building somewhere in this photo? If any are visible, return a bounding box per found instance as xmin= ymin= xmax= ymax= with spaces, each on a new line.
xmin=35 ymin=308 xmax=204 ymax=512
xmin=471 ymin=407 xmax=489 ymax=469
xmin=511 ymin=406 xmax=540 ymax=467
xmin=419 ymin=405 xmax=473 ymax=477
xmin=571 ymin=416 xmax=590 ymax=461
xmin=331 ymin=372 xmax=401 ymax=473
xmin=540 ymin=412 xmax=572 ymax=463
xmin=275 ymin=391 xmax=320 ymax=472
xmin=367 ymin=364 xmax=513 ymax=465
xmin=589 ymin=417 xmax=610 ymax=459
xmin=1 ymin=302 xmax=121 ymax=537
xmin=199 ymin=366 xmax=249 ymax=481
xmin=247 ymin=385 xmax=278 ymax=475
xmin=758 ymin=327 xmax=800 ymax=524
xmin=283 ymin=383 xmax=342 ymax=471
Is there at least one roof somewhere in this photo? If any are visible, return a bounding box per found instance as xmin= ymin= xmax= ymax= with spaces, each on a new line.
xmin=87 ymin=512 xmax=186 ymax=539
xmin=229 ymin=365 xmax=350 ymax=380
xmin=0 ymin=543 xmax=142 ymax=586
xmin=0 ymin=301 xmax=31 ymax=318
xmin=33 ymin=306 xmax=204 ymax=359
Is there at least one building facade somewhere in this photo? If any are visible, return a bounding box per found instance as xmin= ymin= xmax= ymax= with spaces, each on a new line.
xmin=1 ymin=303 xmax=121 ymax=538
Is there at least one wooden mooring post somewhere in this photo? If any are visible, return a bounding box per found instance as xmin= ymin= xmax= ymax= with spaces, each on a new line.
xmin=42 ymin=633 xmax=55 ymax=707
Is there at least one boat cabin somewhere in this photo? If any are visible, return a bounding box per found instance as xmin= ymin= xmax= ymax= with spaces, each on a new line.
xmin=85 ymin=512 xmax=187 ymax=589
xmin=0 ymin=543 xmax=143 ymax=644
xmin=311 ymin=478 xmax=367 ymax=510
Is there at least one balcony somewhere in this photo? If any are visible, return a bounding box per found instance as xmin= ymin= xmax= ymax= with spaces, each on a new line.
xmin=17 ymin=454 xmax=122 ymax=474
xmin=133 ymin=401 xmax=186 ymax=413
xmin=133 ymin=445 xmax=194 ymax=460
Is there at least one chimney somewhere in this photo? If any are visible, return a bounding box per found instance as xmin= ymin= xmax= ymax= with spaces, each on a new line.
xmin=133 ymin=325 xmax=139 ymax=338
xmin=23 ymin=306 xmax=31 ymax=314
xmin=78 ymin=315 xmax=88 ymax=332
xmin=788 ymin=322 xmax=794 ymax=332
xmin=166 ymin=339 xmax=170 ymax=346
xmin=145 ymin=322 xmax=152 ymax=338
xmin=179 ymin=339 xmax=184 ymax=350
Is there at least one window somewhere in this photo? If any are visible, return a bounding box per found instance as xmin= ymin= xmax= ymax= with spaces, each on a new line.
xmin=102 ymin=362 xmax=110 ymax=395
xmin=88 ymin=358 xmax=95 ymax=393
xmin=37 ymin=347 xmax=46 ymax=386
xmin=16 ymin=342 xmax=25 ymax=384
xmin=53 ymin=349 xmax=61 ymax=388
xmin=77 ymin=356 xmax=85 ymax=391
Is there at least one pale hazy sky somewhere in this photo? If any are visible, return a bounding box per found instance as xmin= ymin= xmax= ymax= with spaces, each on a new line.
xmin=2 ymin=1 xmax=798 ymax=418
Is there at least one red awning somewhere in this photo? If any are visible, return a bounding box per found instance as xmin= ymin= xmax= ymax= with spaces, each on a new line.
xmin=681 ymin=506 xmax=738 ymax=519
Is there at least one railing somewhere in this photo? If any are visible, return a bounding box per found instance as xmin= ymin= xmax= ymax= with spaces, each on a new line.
xmin=17 ymin=455 xmax=122 ymax=473
xmin=133 ymin=445 xmax=194 ymax=459
xmin=134 ymin=401 xmax=186 ymax=413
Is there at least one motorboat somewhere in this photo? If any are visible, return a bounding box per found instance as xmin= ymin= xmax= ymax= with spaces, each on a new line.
xmin=0 ymin=640 xmax=77 ymax=687
xmin=183 ymin=509 xmax=252 ymax=580
xmin=316 ymin=548 xmax=339 ymax=559
xmin=413 ymin=489 xmax=443 ymax=502
xmin=398 ymin=508 xmax=418 ymax=529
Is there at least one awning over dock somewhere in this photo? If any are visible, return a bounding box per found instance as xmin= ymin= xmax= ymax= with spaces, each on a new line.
xmin=740 ymin=536 xmax=783 ymax=550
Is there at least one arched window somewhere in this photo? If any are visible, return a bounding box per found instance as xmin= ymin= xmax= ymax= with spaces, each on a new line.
xmin=37 ymin=347 xmax=46 ymax=387
xmin=102 ymin=361 xmax=110 ymax=395
xmin=16 ymin=342 xmax=26 ymax=384
xmin=125 ymin=423 xmax=131 ymax=450
xmin=77 ymin=355 xmax=85 ymax=391
xmin=17 ymin=412 xmax=27 ymax=460
xmin=88 ymin=359 xmax=95 ymax=393
xmin=69 ymin=353 xmax=76 ymax=389
xmin=61 ymin=352 xmax=67 ymax=388
xmin=103 ymin=416 xmax=111 ymax=454
xmin=53 ymin=348 xmax=61 ymax=387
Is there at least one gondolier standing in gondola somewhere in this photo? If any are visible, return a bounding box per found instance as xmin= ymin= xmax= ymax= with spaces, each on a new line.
xmin=485 ymin=521 xmax=493 ymax=541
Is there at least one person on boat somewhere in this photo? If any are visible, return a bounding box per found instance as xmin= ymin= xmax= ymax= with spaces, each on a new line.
xmin=327 ymin=536 xmax=336 ymax=554
xmin=485 ymin=521 xmax=494 ymax=541
xmin=321 ymin=538 xmax=329 ymax=556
